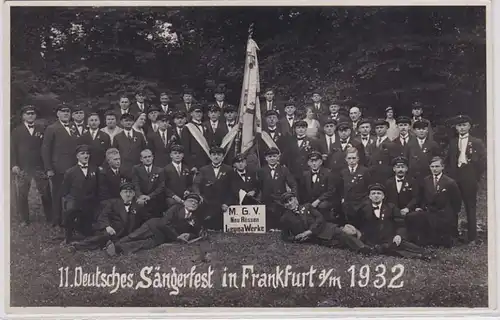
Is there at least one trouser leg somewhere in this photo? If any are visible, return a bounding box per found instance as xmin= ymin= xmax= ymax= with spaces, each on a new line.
xmin=15 ymin=172 xmax=32 ymax=223
xmin=33 ymin=170 xmax=52 ymax=222
xmin=50 ymin=173 xmax=65 ymax=227
xmin=457 ymin=165 xmax=479 ymax=241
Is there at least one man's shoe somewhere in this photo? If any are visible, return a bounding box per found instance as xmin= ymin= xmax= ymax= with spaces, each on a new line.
xmin=105 ymin=241 xmax=116 ymax=257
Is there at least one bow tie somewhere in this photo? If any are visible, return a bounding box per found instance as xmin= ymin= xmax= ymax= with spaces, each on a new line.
xmin=459 ymin=135 xmax=468 ymax=139
xmin=212 ymin=165 xmax=221 ymax=169
xmin=124 ymin=203 xmax=131 ymax=206
xmin=372 ymin=206 xmax=380 ymax=210
xmin=287 ymin=117 xmax=294 ymax=121
xmin=80 ymin=165 xmax=88 ymax=169
xmin=77 ymin=124 xmax=83 ymax=127
xmin=268 ymin=129 xmax=276 ymax=133
xmin=340 ymin=140 xmax=348 ymax=144
xmin=297 ymin=137 xmax=305 ymax=141
xmin=27 ymin=124 xmax=34 ymax=128
xmin=361 ymin=136 xmax=368 ymax=140
xmin=312 ymin=171 xmax=319 ymax=175
xmin=227 ymin=123 xmax=235 ymax=127
xmin=63 ymin=124 xmax=70 ymax=128
xmin=396 ymin=178 xmax=404 ymax=183
xmin=193 ymin=122 xmax=202 ymax=126
xmin=269 ymin=166 xmax=277 ymax=171
xmin=238 ymin=171 xmax=246 ymax=176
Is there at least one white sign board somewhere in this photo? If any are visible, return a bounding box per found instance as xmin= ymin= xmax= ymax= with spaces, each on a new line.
xmin=223 ymin=205 xmax=266 ymax=233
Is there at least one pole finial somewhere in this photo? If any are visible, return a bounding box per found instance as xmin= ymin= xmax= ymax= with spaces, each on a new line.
xmin=248 ymin=23 xmax=255 ymax=39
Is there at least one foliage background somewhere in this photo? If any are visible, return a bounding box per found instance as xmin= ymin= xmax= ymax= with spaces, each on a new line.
xmin=10 ymin=6 xmax=486 ymax=141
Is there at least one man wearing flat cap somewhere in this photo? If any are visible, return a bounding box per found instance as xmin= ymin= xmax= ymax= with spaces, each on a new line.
xmin=184 ymin=104 xmax=211 ymax=170
xmin=221 ymin=104 xmax=239 ymax=134
xmin=164 ymin=144 xmax=194 ymax=208
xmin=257 ymin=147 xmax=298 ymax=231
xmin=193 ymin=146 xmax=232 ymax=230
xmin=309 ymin=90 xmax=329 ymax=120
xmin=11 ymin=105 xmax=51 ymax=226
xmin=357 ymin=118 xmax=376 ymax=161
xmin=298 ymin=151 xmax=337 ymax=222
xmin=393 ymin=116 xmax=418 ymax=159
xmin=282 ymin=120 xmax=320 ymax=178
xmin=77 ymin=112 xmax=111 ymax=168
xmin=260 ymin=88 xmax=283 ymax=116
xmin=112 ymin=113 xmax=148 ymax=178
xmin=384 ymin=156 xmax=420 ymax=218
xmin=144 ymin=105 xmax=161 ymax=135
xmin=229 ymin=154 xmax=260 ymax=205
xmin=320 ymin=100 xmax=349 ymax=126
xmin=132 ymin=89 xmax=149 ymax=115
xmin=407 ymin=119 xmax=441 ymax=185
xmin=279 ymin=192 xmax=371 ymax=254
xmin=349 ymin=183 xmax=429 ymax=260
xmin=445 ymin=115 xmax=486 ymax=244
xmin=171 ymin=110 xmax=189 ymax=147
xmin=71 ymin=104 xmax=87 ymax=137
xmin=176 ymin=88 xmax=196 ymax=115
xmin=69 ymin=182 xmax=143 ymax=252
xmin=213 ymin=87 xmax=228 ymax=112
xmin=105 ymin=193 xmax=206 ymax=256
xmin=60 ymin=144 xmax=99 ymax=243
xmin=324 ymin=122 xmax=366 ymax=176
xmin=203 ymin=104 xmax=224 ymax=146
xmin=279 ymin=99 xmax=298 ymax=136
xmin=147 ymin=114 xmax=175 ymax=168
xmin=406 ymin=156 xmax=462 ymax=247
xmin=366 ymin=118 xmax=399 ymax=184
xmin=42 ymin=103 xmax=79 ymax=228
xmin=410 ymin=101 xmax=434 ymax=140
xmin=259 ymin=109 xmax=286 ymax=165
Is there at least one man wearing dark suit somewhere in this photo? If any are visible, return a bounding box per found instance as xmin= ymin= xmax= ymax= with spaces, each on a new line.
xmin=171 ymin=111 xmax=189 ymax=148
xmin=77 ymin=112 xmax=111 ymax=167
xmin=259 ymin=110 xmax=286 ymax=165
xmin=319 ymin=101 xmax=350 ymax=126
xmin=219 ymin=105 xmax=239 ymax=162
xmin=203 ymin=105 xmax=225 ymax=146
xmin=316 ymin=118 xmax=339 ymax=169
xmin=229 ymin=154 xmax=259 ymax=205
xmin=71 ymin=104 xmax=87 ymax=137
xmin=132 ymin=90 xmax=148 ymax=115
xmin=11 ymin=105 xmax=51 ymax=225
xmin=310 ymin=90 xmax=329 ymax=121
xmin=70 ymin=182 xmax=142 ymax=251
xmin=144 ymin=106 xmax=161 ymax=136
xmin=445 ymin=115 xmax=486 ymax=243
xmin=114 ymin=95 xmax=138 ymax=123
xmin=260 ymin=88 xmax=283 ymax=116
xmin=366 ymin=119 xmax=399 ymax=184
xmin=279 ymin=192 xmax=370 ymax=253
xmin=410 ymin=101 xmax=434 ymax=140
xmin=159 ymin=92 xmax=175 ymax=124
xmin=282 ymin=120 xmax=319 ymax=179
xmin=325 ymin=122 xmax=366 ymax=174
xmin=299 ymin=151 xmax=337 ymax=222
xmin=212 ymin=87 xmax=229 ymax=117
xmin=406 ymin=156 xmax=462 ymax=247
xmin=184 ymin=105 xmax=211 ymax=170
xmin=132 ymin=149 xmax=166 ymax=220
xmin=279 ymin=99 xmax=297 ymax=136
xmin=42 ymin=104 xmax=79 ymax=227
xmin=60 ymin=145 xmax=99 ymax=243
xmin=392 ymin=116 xmax=418 ymax=159
xmin=340 ymin=147 xmax=371 ymax=226
xmin=193 ymin=146 xmax=232 ymax=230
xmin=176 ymin=89 xmax=196 ymax=116
xmin=112 ymin=113 xmax=147 ymax=177
xmin=147 ymin=114 xmax=175 ymax=168
xmin=257 ymin=147 xmax=298 ymax=231
xmin=106 ymin=193 xmax=206 ymax=256
xmin=408 ymin=120 xmax=441 ymax=184
xmin=164 ymin=144 xmax=194 ymax=208
xmin=98 ymin=148 xmax=132 ymax=202
xmin=348 ymin=106 xmax=363 ymax=135
xmin=357 ymin=119 xmax=377 ymax=162
xmin=384 ymin=157 xmax=420 ymax=216
xmin=349 ymin=184 xmax=428 ymax=260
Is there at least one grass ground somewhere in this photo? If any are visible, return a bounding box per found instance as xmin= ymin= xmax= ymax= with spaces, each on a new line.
xmin=9 ymin=180 xmax=488 ymax=307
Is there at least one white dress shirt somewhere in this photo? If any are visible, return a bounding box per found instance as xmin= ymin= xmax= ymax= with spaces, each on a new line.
xmin=458 ymin=134 xmax=469 ymax=167
xmin=25 ymin=122 xmax=35 ymax=135
xmin=372 ymin=203 xmax=382 ymax=218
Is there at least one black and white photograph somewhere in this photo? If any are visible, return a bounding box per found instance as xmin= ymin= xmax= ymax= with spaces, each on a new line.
xmin=4 ymin=2 xmax=496 ymax=314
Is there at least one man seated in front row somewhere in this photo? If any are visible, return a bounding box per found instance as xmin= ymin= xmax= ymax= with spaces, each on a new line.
xmin=346 ymin=183 xmax=429 ymax=260
xmin=279 ymin=192 xmax=371 ymax=254
xmin=70 ymin=182 xmax=144 ymax=252
xmin=105 ymin=193 xmax=206 ymax=256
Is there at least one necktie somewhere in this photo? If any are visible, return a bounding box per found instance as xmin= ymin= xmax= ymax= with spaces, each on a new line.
xmin=377 ymin=137 xmax=382 ymax=147
xmin=312 ymin=171 xmax=318 ymax=183
xmin=186 ymin=103 xmax=191 ymax=110
xmin=161 ymin=131 xmax=167 ymax=146
xmin=433 ymin=175 xmax=439 ymax=189
xmin=211 ymin=122 xmax=217 ymax=132
xmin=113 ymin=169 xmax=118 ymax=176
xmin=175 ymin=164 xmax=181 ymax=175
xmin=28 ymin=124 xmax=34 ymax=129
xmin=146 ymin=166 xmax=150 ymax=174
xmin=350 ymin=167 xmax=355 ymax=174
xmin=327 ymin=136 xmax=332 ymax=153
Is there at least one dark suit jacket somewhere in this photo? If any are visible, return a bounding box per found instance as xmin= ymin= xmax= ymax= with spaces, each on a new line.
xmin=299 ymin=167 xmax=336 ymax=204
xmin=309 ymin=103 xmax=329 ymax=120
xmin=260 ymin=99 xmax=283 ymax=117
xmin=113 ymin=108 xmax=140 ymax=124
xmin=159 ymin=104 xmax=176 ymax=123
xmin=319 ymin=113 xmax=349 ymax=126
xmin=258 ymin=128 xmax=287 ymax=164
xmin=392 ymin=135 xmax=418 ymax=159
xmin=151 ymin=204 xmax=203 ymax=242
xmin=280 ymin=204 xmax=325 ymax=241
xmin=193 ymin=164 xmax=232 ymax=205
xmin=384 ymin=176 xmax=419 ymax=211
xmin=41 ymin=121 xmax=79 ymax=174
xmin=279 ymin=116 xmax=298 ymax=136
xmin=356 ymin=201 xmax=406 ymax=245
xmin=421 ymin=174 xmax=462 ymax=215
xmin=61 ymin=164 xmax=99 ymax=204
xmin=171 ymin=126 xmax=189 ymax=149
xmin=282 ymin=136 xmax=320 ymax=177
xmin=366 ymin=137 xmax=399 ymax=182
xmin=132 ymin=165 xmax=165 ymax=200
xmin=11 ymin=123 xmax=45 ymax=171
xmin=164 ymin=162 xmax=193 ymax=199
xmin=323 ymin=137 xmax=366 ymax=173
xmin=131 ymin=101 xmax=149 ymax=116
xmin=358 ymin=134 xmax=377 ymax=162
xmin=407 ymin=137 xmax=441 ymax=179
xmin=111 ymin=130 xmax=147 ymax=175
xmin=203 ymin=120 xmax=226 ymax=146
xmin=98 ymin=165 xmax=132 ymax=201
xmin=446 ymin=135 xmax=486 ymax=180
xmin=95 ymin=198 xmax=140 ymax=236
xmin=147 ymin=128 xmax=176 ymax=168
xmin=340 ymin=165 xmax=370 ymax=204
xmin=77 ymin=130 xmax=111 ymax=167
xmin=228 ymin=169 xmax=259 ymax=205
xmin=257 ymin=165 xmax=298 ymax=203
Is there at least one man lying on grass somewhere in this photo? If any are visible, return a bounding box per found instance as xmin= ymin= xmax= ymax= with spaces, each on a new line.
xmin=105 ymin=193 xmax=207 ymax=256
xmin=279 ymin=192 xmax=372 ymax=255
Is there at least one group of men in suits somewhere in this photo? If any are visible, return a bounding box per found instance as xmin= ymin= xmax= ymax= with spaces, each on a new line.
xmin=11 ymin=89 xmax=486 ymax=256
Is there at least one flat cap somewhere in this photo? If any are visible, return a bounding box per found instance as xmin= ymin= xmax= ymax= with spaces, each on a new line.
xmin=72 ymin=104 xmax=85 ymax=112
xmin=173 ymin=110 xmax=187 ymax=119
xmin=358 ymin=118 xmax=371 ymax=127
xmin=453 ymin=114 xmax=472 ymax=125
xmin=264 ymin=110 xmax=279 ymax=117
xmin=396 ymin=116 xmax=412 ymax=125
xmin=293 ymin=120 xmax=308 ymax=128
xmin=120 ymin=182 xmax=135 ymax=191
xmin=120 ymin=113 xmax=135 ymax=121
xmin=207 ymin=104 xmax=221 ymax=113
xmin=392 ymin=156 xmax=409 ymax=166
xmin=182 ymin=88 xmax=194 ymax=96
xmin=385 ymin=106 xmax=394 ymax=112
xmin=170 ymin=144 xmax=185 ymax=153
xmin=280 ymin=192 xmax=296 ymax=204
xmin=412 ymin=101 xmax=425 ymax=109
xmin=209 ymin=146 xmax=225 ymax=154
xmin=157 ymin=114 xmax=169 ymax=122
xmin=368 ymin=183 xmax=385 ymax=193
xmin=284 ymin=98 xmax=296 ymax=107
xmin=232 ymin=153 xmax=246 ymax=164
xmin=323 ymin=118 xmax=338 ymax=126
xmin=184 ymin=192 xmax=202 ymax=202
xmin=214 ymin=87 xmax=225 ymax=94
xmin=56 ymin=103 xmax=71 ymax=112
xmin=413 ymin=119 xmax=430 ymax=129
xmin=20 ymin=105 xmax=37 ymax=114
xmin=308 ymin=151 xmax=322 ymax=161
xmin=337 ymin=122 xmax=351 ymax=130
xmin=265 ymin=147 xmax=280 ymax=156
xmin=223 ymin=105 xmax=238 ymax=113
xmin=373 ymin=119 xmax=389 ymax=127
xmin=190 ymin=104 xmax=204 ymax=113
xmin=147 ymin=106 xmax=161 ymax=114
xmin=76 ymin=144 xmax=90 ymax=154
